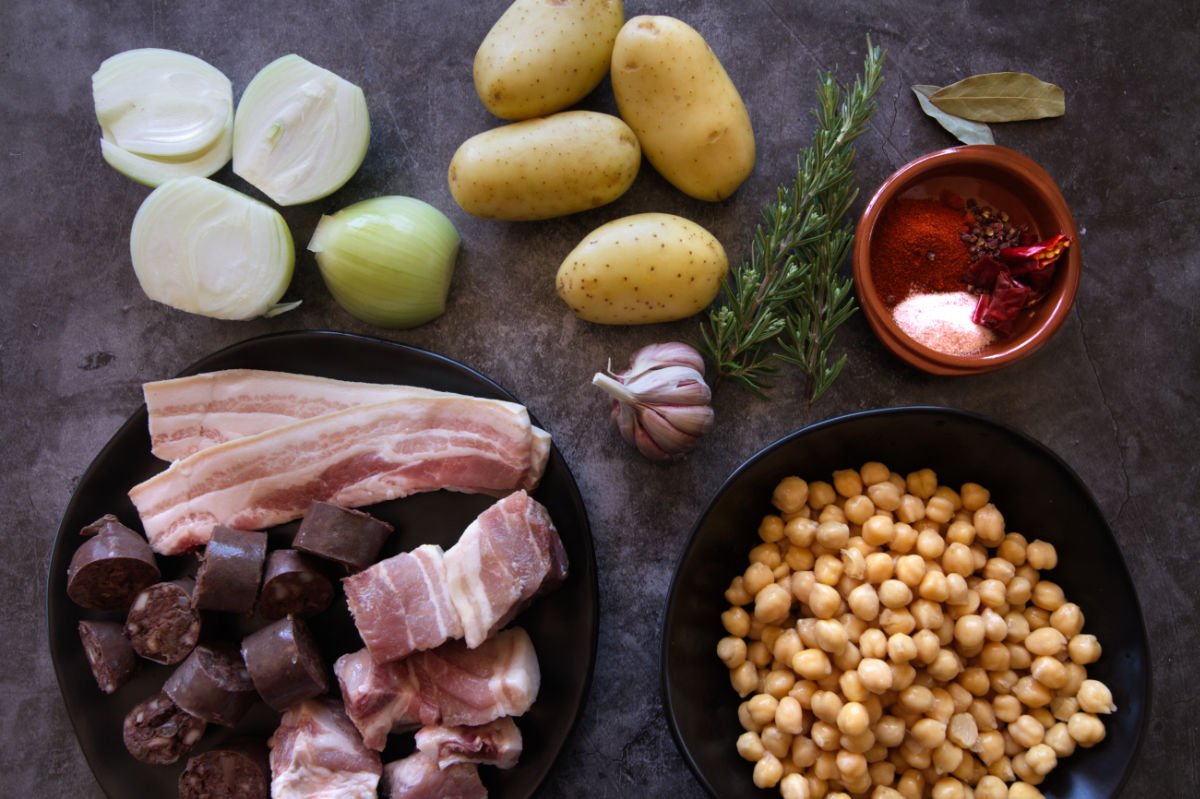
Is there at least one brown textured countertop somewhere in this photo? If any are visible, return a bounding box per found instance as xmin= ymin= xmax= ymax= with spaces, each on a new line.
xmin=3 ymin=0 xmax=1196 ymax=796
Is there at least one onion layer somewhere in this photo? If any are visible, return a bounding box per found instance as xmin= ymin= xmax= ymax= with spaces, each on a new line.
xmin=308 ymin=196 xmax=459 ymax=328
xmin=233 ymin=55 xmax=370 ymax=206
xmin=130 ymin=177 xmax=296 ymax=320
xmin=92 ymin=48 xmax=233 ymax=185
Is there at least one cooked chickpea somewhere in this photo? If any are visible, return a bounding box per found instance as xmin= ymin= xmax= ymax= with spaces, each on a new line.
xmin=858 ymin=658 xmax=893 ymax=693
xmin=858 ymin=628 xmax=887 ymax=659
xmin=762 ymin=724 xmax=793 ymax=759
xmin=931 ymin=772 xmax=965 ymax=799
xmin=927 ymin=649 xmax=962 ymax=682
xmin=1068 ymin=633 xmax=1102 ymax=664
xmin=908 ymin=717 xmax=945 ymax=749
xmin=753 ymin=752 xmax=784 ymax=788
xmin=923 ymin=494 xmax=954 ymax=525
xmin=748 ymin=640 xmax=772 ymax=668
xmin=807 ymin=582 xmax=842 ymax=619
xmin=1066 ymin=712 xmax=1106 ymax=747
xmin=887 ymin=632 xmax=917 ymax=663
xmin=808 ymin=690 xmax=842 ymax=725
xmin=866 ymin=480 xmax=902 ymax=512
xmin=759 ymin=515 xmax=786 ymax=545
xmin=1077 ymin=679 xmax=1116 ymax=714
xmin=722 ymin=606 xmax=751 ymax=638
xmin=1031 ymin=580 xmax=1065 ymax=612
xmin=737 ymin=730 xmax=765 ymax=761
xmin=764 ymin=668 xmax=797 ymax=698
xmin=730 ymin=661 xmax=758 ymax=696
xmin=833 ymin=640 xmax=862 ymax=672
xmin=749 ymin=542 xmax=783 ymax=569
xmin=898 ymin=684 xmax=934 ymax=714
xmin=835 ymin=748 xmax=868 ymax=778
xmin=941 ymin=543 xmax=973 ymax=576
xmin=1029 ymin=656 xmax=1068 ymax=691
xmin=779 ymin=772 xmax=811 ymax=799
xmin=792 ymin=648 xmax=833 ymax=681
xmin=754 ymin=583 xmax=794 ymax=623
xmin=1005 ymin=611 xmax=1031 ymax=642
xmin=1008 ymin=782 xmax=1046 ymax=799
xmin=880 ymin=608 xmax=917 ymax=637
xmin=717 ymin=636 xmax=747 ymax=668
xmin=773 ymin=477 xmax=810 ymax=514
xmin=972 ymin=504 xmax=1005 ymax=545
xmin=840 ymin=496 xmax=872 ymax=527
xmin=807 ymin=480 xmax=836 ymax=510
xmin=1008 ymin=714 xmax=1045 ymax=749
xmin=1024 ymin=627 xmax=1067 ymax=658
xmin=864 ymin=552 xmax=894 ymax=585
xmin=859 ymin=461 xmax=890 ymax=485
xmin=774 ymin=695 xmax=805 ymax=735
xmin=829 ymin=468 xmax=862 ymax=498
xmin=870 ymin=715 xmax=905 ymax=749
xmin=912 ymin=629 xmax=940 ymax=664
xmin=974 ymin=729 xmax=1005 ymax=765
xmin=813 ymin=554 xmax=843 ymax=586
xmin=893 ymin=494 xmax=924 ymax=524
xmin=1013 ymin=675 xmax=1053 ymax=709
xmin=982 ymin=608 xmax=1009 ymax=641
xmin=791 ymin=734 xmax=819 ymax=767
xmin=785 ymin=517 xmax=819 ymax=547
xmin=973 ymin=774 xmax=1007 ymax=799
xmin=1048 ymin=602 xmax=1084 ymax=637
xmin=860 ymin=515 xmax=894 ymax=547
xmin=812 ymin=619 xmax=848 ymax=655
xmin=844 ymin=583 xmax=879 ymax=622
xmin=890 ymin=523 xmax=919 ymax=554
xmin=747 ymin=693 xmax=780 ymax=727
xmin=953 ymin=614 xmax=986 ymax=651
xmin=725 ymin=576 xmax=752 ymax=606
xmin=810 ymin=720 xmax=840 ymax=751
xmin=945 ymin=573 xmax=969 ymax=605
xmin=968 ymin=698 xmax=998 ymax=732
xmin=992 ymin=694 xmax=1022 ymax=724
xmin=1026 ymin=540 xmax=1058 ymax=571
xmin=1044 ymin=721 xmax=1076 ymax=758
xmin=784 ymin=545 xmax=814 ymax=574
xmin=877 ymin=579 xmax=913 ymax=609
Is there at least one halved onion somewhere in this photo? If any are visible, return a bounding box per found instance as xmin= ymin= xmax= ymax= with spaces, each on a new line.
xmin=233 ymin=54 xmax=370 ymax=206
xmin=130 ymin=177 xmax=297 ymax=320
xmin=92 ymin=48 xmax=233 ymax=183
xmin=308 ymin=196 xmax=459 ymax=328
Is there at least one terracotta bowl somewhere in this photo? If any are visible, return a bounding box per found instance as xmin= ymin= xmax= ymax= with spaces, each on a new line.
xmin=852 ymin=145 xmax=1081 ymax=375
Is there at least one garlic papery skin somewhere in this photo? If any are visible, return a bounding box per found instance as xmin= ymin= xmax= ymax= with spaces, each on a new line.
xmin=592 ymin=342 xmax=714 ymax=461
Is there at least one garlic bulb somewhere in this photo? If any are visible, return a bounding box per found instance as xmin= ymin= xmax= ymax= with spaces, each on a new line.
xmin=592 ymin=342 xmax=714 ymax=461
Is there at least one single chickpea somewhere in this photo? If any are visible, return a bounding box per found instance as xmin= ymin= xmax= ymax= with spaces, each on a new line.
xmin=1077 ymin=679 xmax=1117 ymax=714
xmin=941 ymin=543 xmax=974 ymax=576
xmin=838 ymin=670 xmax=867 ymax=704
xmin=807 ymin=481 xmax=836 ymax=510
xmin=810 ymin=720 xmax=841 ymax=751
xmin=730 ymin=661 xmax=758 ymax=696
xmin=976 ymin=578 xmax=1008 ymax=610
xmin=764 ymin=668 xmax=797 ymax=698
xmin=816 ymin=521 xmax=851 ymax=550
xmin=859 ymin=461 xmax=890 ymax=485
xmin=896 ymin=768 xmax=925 ymax=799
xmin=927 ymin=649 xmax=962 ymax=682
xmin=747 ymin=693 xmax=781 ymax=727
xmin=738 ymin=700 xmax=761 ymax=733
xmin=901 ymin=468 xmax=935 ymax=499
xmin=1068 ymin=633 xmax=1102 ymax=665
xmin=1044 ymin=722 xmax=1076 ymax=758
xmin=1051 ymin=694 xmax=1080 ymax=723
xmin=810 ymin=690 xmax=844 ymax=725
xmin=992 ymin=694 xmax=1022 ymax=724
xmin=913 ymin=629 xmax=941 ymax=664
xmin=881 ymin=607 xmax=917 ymax=637
xmin=1008 ymin=714 xmax=1045 ymax=750
xmin=858 ymin=628 xmax=887 ymax=659
xmin=890 ymin=554 xmax=924 ymax=588
xmin=759 ymin=514 xmax=786 ymax=544
xmin=982 ymin=608 xmax=1009 ymax=641
xmin=737 ymin=730 xmax=765 ymax=761
xmin=774 ymin=695 xmax=805 ymax=735
xmin=749 ymin=542 xmax=783 ymax=569
xmin=846 ymin=583 xmax=880 ymax=622
xmin=791 ymin=734 xmax=819 ymax=767
xmin=878 ymin=579 xmax=913 ymax=609
xmin=834 ymin=748 xmax=867 ymax=779
xmin=862 ymin=552 xmax=893 ymax=585
xmin=1049 ymin=602 xmax=1084 ymax=637
xmin=945 ymin=712 xmax=979 ymax=749
xmin=785 ymin=517 xmax=819 ymax=547
xmin=899 ymin=684 xmax=934 ymax=714
xmin=990 ymin=668 xmax=1020 ymax=696
xmin=956 ymin=482 xmax=988 ymax=512
xmin=933 ymin=742 xmax=966 ymax=778
xmin=717 ymin=636 xmax=748 ymax=669
xmin=1006 ymin=576 xmax=1033 ymax=606
xmin=958 ymin=667 xmax=991 ymax=698
xmin=842 ymin=496 xmax=874 ymax=527
xmin=1013 ymin=675 xmax=1053 ymax=709
xmin=789 ymin=679 xmax=818 ymax=707
xmin=910 ymin=717 xmax=947 ymax=749
xmin=783 ymin=544 xmax=814 ymax=574
xmin=867 ymin=761 xmax=896 ymax=790
xmin=813 ymin=554 xmax=843 ymax=587
xmin=1029 ymin=656 xmax=1068 ymax=691
xmin=1031 ymin=580 xmax=1066 ymax=612
xmin=890 ymin=522 xmax=919 ymax=554
xmin=924 ymin=495 xmax=955 ymax=525
xmin=929 ymin=687 xmax=956 ymax=722
xmin=894 ymin=494 xmax=925 ymax=524
xmin=792 ymin=648 xmax=833 ymax=681
xmin=753 ymin=752 xmax=784 ymax=789
xmin=908 ymin=599 xmax=943 ymax=631
xmin=1025 ymin=627 xmax=1067 ymax=657
xmin=1009 ymin=782 xmax=1046 ymax=799
xmin=831 ymin=468 xmax=863 ymax=498
xmin=1031 ymin=707 xmax=1056 ymax=729
xmin=944 ymin=519 xmax=976 ymax=547
xmin=807 ymin=582 xmax=842 ymax=619
xmin=773 ymin=477 xmax=810 ymax=514
xmin=1026 ymin=540 xmax=1058 ymax=571
xmin=988 ymin=756 xmax=1015 ymax=782
xmin=748 ymin=640 xmax=772 ymax=668
xmin=722 ymin=606 xmax=751 ymax=638
xmin=754 ymin=583 xmax=793 ymax=624
xmin=841 ymin=548 xmax=867 ymax=582
xmin=857 ymin=658 xmax=893 ymax=694
xmin=890 ymin=662 xmax=917 ymax=692
xmin=774 ymin=628 xmax=803 ymax=666
xmin=860 ymin=515 xmax=894 ymax=548
xmin=1005 ymin=611 xmax=1031 ymax=643
xmin=945 ymin=573 xmax=969 ymax=605
xmin=1016 ymin=562 xmax=1040 ymax=584
xmin=973 ymin=774 xmax=1007 ymax=799
xmin=761 ymin=724 xmax=794 ymax=759
xmin=953 ymin=614 xmax=987 ymax=652
xmin=867 ymin=481 xmax=902 ymax=513
xmin=790 ymin=571 xmax=816 ymax=605
xmin=779 ymin=773 xmax=810 ymax=799
xmin=726 ymin=576 xmax=753 ymax=606
xmin=887 ymin=632 xmax=918 ymax=663
xmin=974 ymin=729 xmax=1005 ymax=765
xmin=969 ymin=698 xmax=998 ymax=732
xmin=832 ymin=641 xmax=862 ymax=673
xmin=912 ymin=528 xmax=945 ymax=561
xmin=973 ymin=504 xmax=1005 ymax=545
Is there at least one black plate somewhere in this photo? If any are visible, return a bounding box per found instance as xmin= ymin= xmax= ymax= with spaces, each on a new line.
xmin=663 ymin=407 xmax=1148 ymax=799
xmin=48 ymin=330 xmax=598 ymax=798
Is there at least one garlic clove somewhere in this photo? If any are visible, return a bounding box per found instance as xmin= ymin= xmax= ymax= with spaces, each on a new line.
xmin=648 ymin=403 xmax=715 ymax=437
xmin=623 ymin=365 xmax=712 ymax=405
xmin=623 ymin=341 xmax=707 ymax=382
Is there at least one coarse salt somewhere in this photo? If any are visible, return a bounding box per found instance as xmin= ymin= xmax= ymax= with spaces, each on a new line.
xmin=892 ymin=291 xmax=995 ymax=356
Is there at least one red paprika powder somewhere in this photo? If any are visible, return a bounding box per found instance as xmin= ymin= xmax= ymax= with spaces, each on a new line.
xmin=870 ymin=198 xmax=972 ymax=306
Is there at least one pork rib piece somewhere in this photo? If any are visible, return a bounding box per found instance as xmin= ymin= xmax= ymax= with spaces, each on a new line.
xmin=143 ymin=369 xmax=551 ymax=482
xmin=334 ymin=627 xmax=540 ymax=752
xmin=343 ymin=544 xmax=463 ymax=664
xmin=130 ymin=396 xmax=542 ymax=555
xmin=382 ymin=751 xmax=486 ymax=799
xmin=415 ymin=717 xmax=523 ymax=770
xmin=445 ymin=490 xmax=568 ymax=648
xmin=268 ymin=697 xmax=381 ymax=799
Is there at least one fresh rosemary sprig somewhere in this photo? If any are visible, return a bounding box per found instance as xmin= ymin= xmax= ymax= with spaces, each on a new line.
xmin=699 ymin=41 xmax=884 ymax=403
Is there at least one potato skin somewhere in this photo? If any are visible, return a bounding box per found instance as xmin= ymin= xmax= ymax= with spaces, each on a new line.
xmin=556 ymin=212 xmax=728 ymax=324
xmin=474 ymin=0 xmax=625 ymax=120
xmin=611 ymin=15 xmax=755 ymax=201
xmin=449 ymin=111 xmax=640 ymax=221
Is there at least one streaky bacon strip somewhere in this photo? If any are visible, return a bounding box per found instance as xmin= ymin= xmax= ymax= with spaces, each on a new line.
xmin=334 ymin=627 xmax=540 ymax=752
xmin=343 ymin=544 xmax=463 ymax=664
xmin=143 ymin=369 xmax=551 ymax=485
xmin=268 ymin=697 xmax=381 ymax=799
xmin=129 ymin=397 xmax=540 ymax=555
xmin=382 ymin=751 xmax=486 ymax=799
xmin=415 ymin=717 xmax=523 ymax=770
xmin=445 ymin=491 xmax=568 ymax=648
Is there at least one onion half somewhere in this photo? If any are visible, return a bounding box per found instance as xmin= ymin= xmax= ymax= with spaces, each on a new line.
xmin=130 ymin=177 xmax=296 ymax=320
xmin=233 ymin=54 xmax=371 ymax=206
xmin=92 ymin=48 xmax=233 ymax=184
xmin=308 ymin=197 xmax=459 ymax=328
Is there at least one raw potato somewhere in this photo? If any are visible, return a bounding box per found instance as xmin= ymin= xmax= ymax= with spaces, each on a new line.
xmin=449 ymin=111 xmax=640 ymax=221
xmin=474 ymin=0 xmax=625 ymax=120
xmin=556 ymin=212 xmax=728 ymax=324
xmin=611 ymin=15 xmax=755 ymax=201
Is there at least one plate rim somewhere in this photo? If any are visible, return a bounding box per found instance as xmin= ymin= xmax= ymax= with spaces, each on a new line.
xmin=660 ymin=404 xmax=1151 ymax=799
xmin=47 ymin=329 xmax=600 ymax=798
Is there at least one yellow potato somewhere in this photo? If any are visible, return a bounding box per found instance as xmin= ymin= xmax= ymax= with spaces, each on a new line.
xmin=448 ymin=110 xmax=640 ymax=221
xmin=474 ymin=0 xmax=625 ymax=120
xmin=611 ymin=15 xmax=755 ymax=201
xmin=556 ymin=212 xmax=728 ymax=324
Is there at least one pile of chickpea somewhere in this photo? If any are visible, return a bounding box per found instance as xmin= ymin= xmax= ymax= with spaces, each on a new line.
xmin=717 ymin=463 xmax=1115 ymax=799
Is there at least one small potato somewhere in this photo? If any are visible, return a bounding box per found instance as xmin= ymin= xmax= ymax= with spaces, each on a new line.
xmin=474 ymin=0 xmax=625 ymax=120
xmin=449 ymin=111 xmax=640 ymax=221
xmin=611 ymin=15 xmax=755 ymax=200
xmin=556 ymin=212 xmax=728 ymax=324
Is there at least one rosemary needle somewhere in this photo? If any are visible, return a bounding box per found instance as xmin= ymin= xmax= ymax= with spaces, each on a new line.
xmin=699 ymin=41 xmax=884 ymax=403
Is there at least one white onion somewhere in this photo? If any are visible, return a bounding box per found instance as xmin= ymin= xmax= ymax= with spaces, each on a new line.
xmin=233 ymin=54 xmax=370 ymax=206
xmin=308 ymin=196 xmax=459 ymax=328
xmin=92 ymin=48 xmax=233 ymax=184
xmin=130 ymin=176 xmax=296 ymax=319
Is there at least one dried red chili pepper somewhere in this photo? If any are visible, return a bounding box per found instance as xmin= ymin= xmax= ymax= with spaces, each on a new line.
xmin=999 ymin=234 xmax=1071 ymax=266
xmin=972 ymin=271 xmax=1032 ymax=335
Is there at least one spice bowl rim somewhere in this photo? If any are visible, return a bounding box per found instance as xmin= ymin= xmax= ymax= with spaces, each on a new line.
xmin=853 ymin=144 xmax=1081 ymax=375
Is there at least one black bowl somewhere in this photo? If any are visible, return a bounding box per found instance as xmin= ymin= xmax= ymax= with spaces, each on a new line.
xmin=662 ymin=407 xmax=1148 ymax=798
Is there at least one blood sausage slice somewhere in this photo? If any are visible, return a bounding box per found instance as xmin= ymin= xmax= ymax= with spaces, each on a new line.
xmin=258 ymin=549 xmax=334 ymax=620
xmin=78 ymin=620 xmax=137 ymax=694
xmin=241 ymin=616 xmax=328 ymax=712
xmin=163 ymin=642 xmax=258 ymax=727
xmin=294 ymin=502 xmax=392 ymax=572
xmin=179 ymin=739 xmax=270 ymax=799
xmin=193 ymin=526 xmax=267 ymax=613
xmin=123 ymin=692 xmax=207 ymax=765
xmin=124 ymin=578 xmax=201 ymax=665
xmin=66 ymin=514 xmax=160 ymax=610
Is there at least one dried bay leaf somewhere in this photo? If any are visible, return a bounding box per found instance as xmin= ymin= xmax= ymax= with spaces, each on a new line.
xmin=913 ymin=85 xmax=995 ymax=145
xmin=929 ymin=72 xmax=1065 ymax=122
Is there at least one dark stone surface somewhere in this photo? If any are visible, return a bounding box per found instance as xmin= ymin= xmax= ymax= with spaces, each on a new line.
xmin=2 ymin=0 xmax=1196 ymax=796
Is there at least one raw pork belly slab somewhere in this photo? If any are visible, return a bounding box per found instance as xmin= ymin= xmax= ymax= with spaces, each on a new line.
xmin=343 ymin=544 xmax=463 ymax=664
xmin=382 ymin=751 xmax=486 ymax=799
xmin=415 ymin=716 xmax=523 ymax=770
xmin=335 ymin=627 xmax=540 ymax=752
xmin=268 ymin=697 xmax=381 ymax=799
xmin=143 ymin=369 xmax=551 ymax=484
xmin=130 ymin=396 xmax=540 ymax=555
xmin=445 ymin=490 xmax=568 ymax=647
